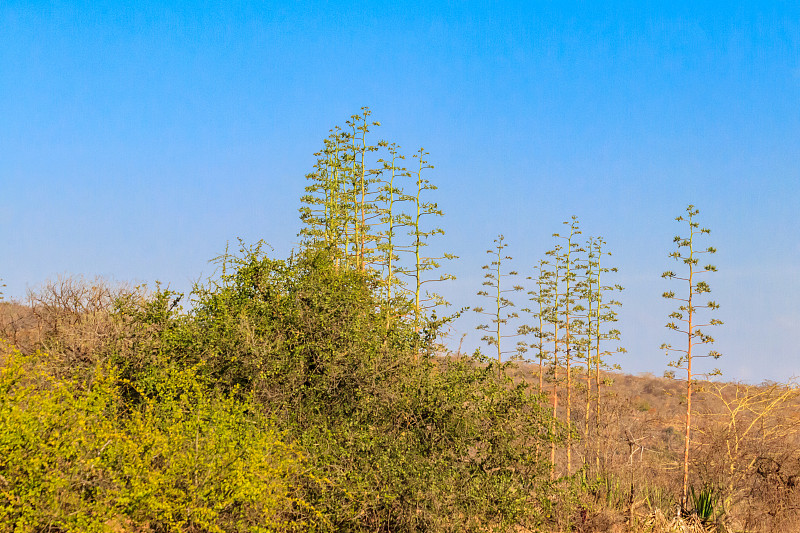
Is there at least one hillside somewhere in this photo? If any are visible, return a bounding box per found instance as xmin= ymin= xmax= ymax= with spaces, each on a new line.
xmin=3 ymin=279 xmax=800 ymax=532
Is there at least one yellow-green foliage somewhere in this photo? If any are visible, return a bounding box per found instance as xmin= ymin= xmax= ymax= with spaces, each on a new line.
xmin=0 ymin=344 xmax=312 ymax=532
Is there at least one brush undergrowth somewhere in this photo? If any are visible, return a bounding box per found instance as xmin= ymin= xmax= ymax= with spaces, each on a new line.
xmin=0 ymin=245 xmax=562 ymax=532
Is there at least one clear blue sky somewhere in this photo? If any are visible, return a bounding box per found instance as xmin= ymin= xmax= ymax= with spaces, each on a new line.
xmin=2 ymin=1 xmax=798 ymax=382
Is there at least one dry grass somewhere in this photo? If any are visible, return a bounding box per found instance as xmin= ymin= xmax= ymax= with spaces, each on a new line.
xmin=507 ymin=361 xmax=800 ymax=532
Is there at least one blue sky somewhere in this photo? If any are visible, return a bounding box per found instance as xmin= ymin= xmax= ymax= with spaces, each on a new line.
xmin=2 ymin=1 xmax=798 ymax=382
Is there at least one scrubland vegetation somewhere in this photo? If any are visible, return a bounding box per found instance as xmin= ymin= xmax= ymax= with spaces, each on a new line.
xmin=2 ymin=109 xmax=799 ymax=532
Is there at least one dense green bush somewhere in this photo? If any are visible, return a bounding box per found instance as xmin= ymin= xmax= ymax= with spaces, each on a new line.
xmin=176 ymin=244 xmax=558 ymax=531
xmin=0 ymin=344 xmax=311 ymax=532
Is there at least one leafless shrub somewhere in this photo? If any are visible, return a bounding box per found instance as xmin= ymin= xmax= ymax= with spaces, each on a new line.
xmin=687 ymin=381 xmax=800 ymax=531
xmin=19 ymin=275 xmax=142 ymax=376
xmin=0 ymin=300 xmax=40 ymax=351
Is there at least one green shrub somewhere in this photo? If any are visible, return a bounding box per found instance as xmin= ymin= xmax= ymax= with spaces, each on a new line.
xmin=0 ymin=344 xmax=312 ymax=532
xmin=0 ymin=346 xmax=120 ymax=531
xmin=179 ymin=244 xmax=559 ymax=531
xmin=689 ymin=484 xmax=721 ymax=523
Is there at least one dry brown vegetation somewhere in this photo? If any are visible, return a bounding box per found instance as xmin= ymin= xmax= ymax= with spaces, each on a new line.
xmin=0 ymin=276 xmax=135 ymax=362
xmin=504 ymin=362 xmax=800 ymax=532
